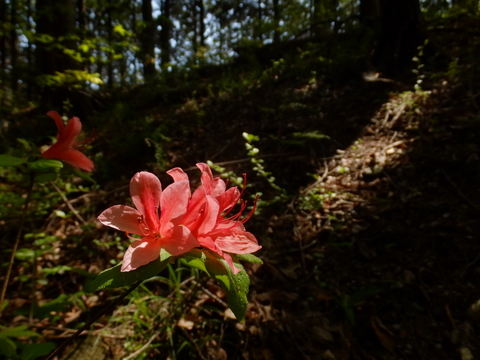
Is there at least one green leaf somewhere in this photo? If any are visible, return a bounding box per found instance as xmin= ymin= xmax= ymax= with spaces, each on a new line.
xmin=0 ymin=336 xmax=17 ymax=359
xmin=34 ymin=172 xmax=57 ymax=183
xmin=179 ymin=250 xmax=208 ymax=272
xmin=20 ymin=342 xmax=56 ymax=360
xmin=85 ymin=250 xmax=172 ymax=291
xmin=28 ymin=159 xmax=63 ymax=171
xmin=206 ymin=258 xmax=250 ymax=322
xmin=235 ymin=253 xmax=263 ymax=264
xmin=0 ymin=325 xmax=40 ymax=338
xmin=180 ymin=250 xmax=250 ymax=322
xmin=15 ymin=248 xmax=35 ymax=261
xmin=0 ymin=154 xmax=26 ymax=167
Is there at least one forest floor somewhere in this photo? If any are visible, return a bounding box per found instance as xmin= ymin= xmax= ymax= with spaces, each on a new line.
xmin=2 ymin=21 xmax=480 ymax=360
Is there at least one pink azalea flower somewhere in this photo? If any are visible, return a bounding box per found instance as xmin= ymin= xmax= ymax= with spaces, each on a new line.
xmin=97 ymin=171 xmax=199 ymax=272
xmin=168 ymin=163 xmax=261 ymax=274
xmin=41 ymin=111 xmax=94 ymax=172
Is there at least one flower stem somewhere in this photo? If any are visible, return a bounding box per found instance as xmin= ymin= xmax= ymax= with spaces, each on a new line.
xmin=45 ymin=281 xmax=142 ymax=360
xmin=0 ymin=175 xmax=35 ymax=316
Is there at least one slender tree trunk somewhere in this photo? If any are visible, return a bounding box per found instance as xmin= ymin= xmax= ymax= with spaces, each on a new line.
xmin=106 ymin=6 xmax=114 ymax=89
xmin=0 ymin=0 xmax=7 ymax=77
xmin=257 ymin=0 xmax=263 ymax=41
xmin=35 ymin=0 xmax=78 ymax=109
xmin=273 ymin=0 xmax=280 ymax=43
xmin=371 ymin=0 xmax=426 ymax=75
xmin=140 ymin=0 xmax=156 ymax=77
xmin=76 ymin=0 xmax=86 ymax=33
xmin=198 ymin=0 xmax=205 ymax=48
xmin=26 ymin=0 xmax=33 ymax=99
xmin=311 ymin=0 xmax=322 ymax=37
xmin=192 ymin=0 xmax=198 ymax=56
xmin=0 ymin=0 xmax=6 ymax=105
xmin=10 ymin=0 xmax=18 ymax=91
xmin=360 ymin=0 xmax=380 ymax=22
xmin=160 ymin=0 xmax=172 ymax=68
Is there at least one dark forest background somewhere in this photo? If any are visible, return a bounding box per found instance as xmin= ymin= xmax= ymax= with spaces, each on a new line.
xmin=1 ymin=1 xmax=480 ymax=359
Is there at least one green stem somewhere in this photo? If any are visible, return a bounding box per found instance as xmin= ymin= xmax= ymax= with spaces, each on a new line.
xmin=45 ymin=281 xmax=141 ymax=360
xmin=0 ymin=174 xmax=35 ymax=316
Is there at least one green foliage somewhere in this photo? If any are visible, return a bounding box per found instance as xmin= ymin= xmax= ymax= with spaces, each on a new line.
xmin=86 ymin=250 xmax=172 ymax=291
xmin=0 ymin=325 xmax=55 ymax=360
xmin=36 ymin=70 xmax=103 ymax=89
xmin=87 ymin=247 xmax=260 ymax=322
xmin=180 ymin=249 xmax=256 ymax=322
xmin=242 ymin=132 xmax=289 ymax=205
xmin=0 ymin=155 xmax=26 ymax=167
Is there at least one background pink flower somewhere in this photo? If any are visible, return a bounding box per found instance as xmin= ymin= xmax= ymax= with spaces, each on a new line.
xmin=41 ymin=111 xmax=94 ymax=172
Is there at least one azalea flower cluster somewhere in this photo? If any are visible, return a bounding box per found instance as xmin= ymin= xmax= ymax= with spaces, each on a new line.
xmin=98 ymin=164 xmax=261 ymax=274
xmin=39 ymin=111 xmax=260 ymax=274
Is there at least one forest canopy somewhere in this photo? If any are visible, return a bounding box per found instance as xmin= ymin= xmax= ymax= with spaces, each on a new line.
xmin=0 ymin=0 xmax=472 ymax=113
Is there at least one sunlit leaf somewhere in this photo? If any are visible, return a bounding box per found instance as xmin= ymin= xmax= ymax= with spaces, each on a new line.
xmin=28 ymin=159 xmax=63 ymax=171
xmin=85 ymin=250 xmax=172 ymax=291
xmin=15 ymin=248 xmax=35 ymax=260
xmin=235 ymin=253 xmax=263 ymax=264
xmin=0 ymin=325 xmax=40 ymax=338
xmin=181 ymin=249 xmax=250 ymax=322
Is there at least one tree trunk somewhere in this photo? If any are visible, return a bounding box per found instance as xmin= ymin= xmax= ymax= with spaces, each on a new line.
xmin=0 ymin=0 xmax=7 ymax=75
xmin=256 ymin=0 xmax=263 ymax=41
xmin=10 ymin=0 xmax=18 ymax=91
xmin=35 ymin=0 xmax=79 ymax=110
xmin=140 ymin=0 xmax=156 ymax=77
xmin=26 ymin=0 xmax=33 ymax=99
xmin=192 ymin=0 xmax=198 ymax=55
xmin=198 ymin=0 xmax=205 ymax=48
xmin=106 ymin=5 xmax=114 ymax=89
xmin=370 ymin=0 xmax=426 ymax=75
xmin=273 ymin=0 xmax=280 ymax=43
xmin=160 ymin=0 xmax=172 ymax=68
xmin=0 ymin=0 xmax=6 ymax=105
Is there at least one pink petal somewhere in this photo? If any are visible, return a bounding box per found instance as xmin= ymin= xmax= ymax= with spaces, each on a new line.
xmin=196 ymin=163 xmax=226 ymax=196
xmin=210 ymin=178 xmax=227 ymax=196
xmin=130 ymin=172 xmax=162 ymax=231
xmin=197 ymin=163 xmax=214 ymax=193
xmin=61 ymin=116 xmax=83 ymax=148
xmin=159 ymin=180 xmax=189 ymax=231
xmin=216 ymin=187 xmax=240 ymax=211
xmin=181 ymin=186 xmax=208 ymax=228
xmin=197 ymin=235 xmax=221 ymax=253
xmin=121 ymin=239 xmax=162 ymax=272
xmin=222 ymin=253 xmax=242 ymax=274
xmin=97 ymin=205 xmax=142 ymax=235
xmin=197 ymin=237 xmax=241 ymax=274
xmin=161 ymin=225 xmax=199 ymax=256
xmin=46 ymin=111 xmax=65 ymax=132
xmin=197 ymin=195 xmax=220 ymax=235
xmin=167 ymin=167 xmax=189 ymax=182
xmin=43 ymin=148 xmax=94 ymax=171
xmin=213 ymin=231 xmax=261 ymax=254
